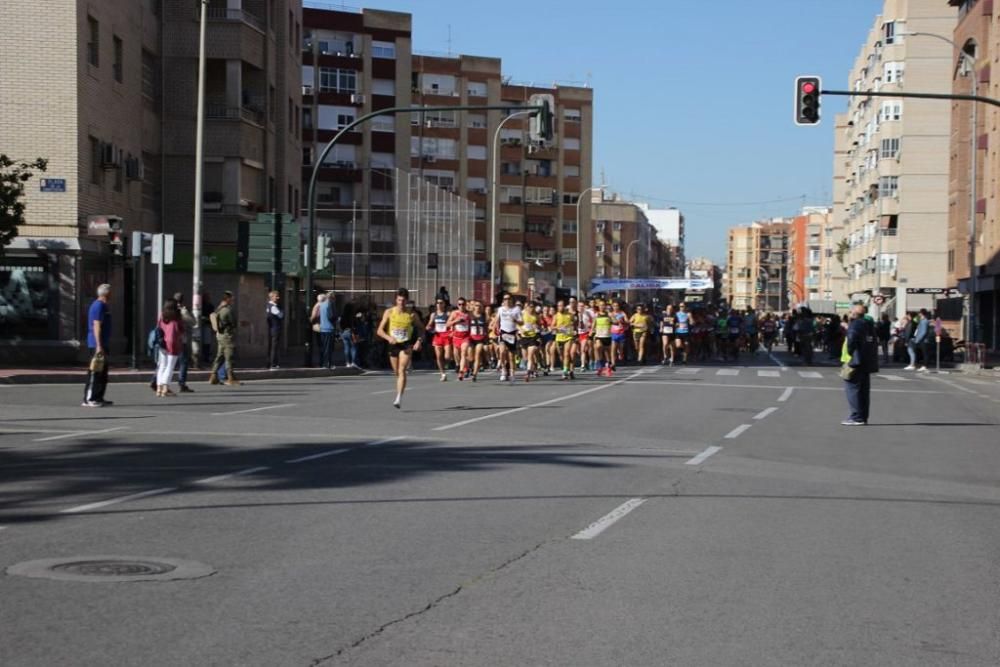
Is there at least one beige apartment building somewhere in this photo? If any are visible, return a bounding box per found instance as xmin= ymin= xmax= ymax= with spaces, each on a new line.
xmin=725 ymin=220 xmax=790 ymax=312
xmin=0 ymin=0 xmax=303 ymax=361
xmin=590 ymin=190 xmax=661 ymax=302
xmin=948 ymin=0 xmax=1000 ymax=348
xmin=832 ymin=0 xmax=956 ymax=318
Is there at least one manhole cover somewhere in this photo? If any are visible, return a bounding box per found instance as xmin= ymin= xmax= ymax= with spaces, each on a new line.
xmin=6 ymin=556 xmax=215 ymax=583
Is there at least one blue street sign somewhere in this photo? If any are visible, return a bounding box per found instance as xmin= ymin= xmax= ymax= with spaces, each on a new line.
xmin=39 ymin=179 xmax=66 ymax=193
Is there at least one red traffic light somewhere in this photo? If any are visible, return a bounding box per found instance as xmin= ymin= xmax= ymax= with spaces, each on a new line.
xmin=801 ymin=81 xmax=816 ymax=94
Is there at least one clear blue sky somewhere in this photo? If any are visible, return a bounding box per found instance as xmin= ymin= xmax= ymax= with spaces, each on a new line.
xmin=323 ymin=0 xmax=884 ymax=263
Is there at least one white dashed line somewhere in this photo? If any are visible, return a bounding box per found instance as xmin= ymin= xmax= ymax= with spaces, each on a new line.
xmin=685 ymin=446 xmax=722 ymax=466
xmin=753 ymin=407 xmax=778 ymax=420
xmin=194 ymin=466 xmax=270 ymax=485
xmin=675 ymin=367 xmax=701 ymax=375
xmin=777 ymin=387 xmax=795 ymax=402
xmin=286 ymin=449 xmax=349 ymax=463
xmin=757 ymin=370 xmax=780 ymax=378
xmin=33 ymin=426 xmax=127 ymax=442
xmin=571 ymin=498 xmax=647 ymax=540
xmin=724 ymin=424 xmax=753 ymax=439
xmin=716 ymin=369 xmax=740 ymax=376
xmin=797 ymin=371 xmax=823 ymax=379
xmin=210 ymin=403 xmax=296 ymax=416
xmin=60 ymin=487 xmax=178 ymax=514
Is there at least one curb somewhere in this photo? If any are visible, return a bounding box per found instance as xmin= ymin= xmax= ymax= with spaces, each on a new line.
xmin=0 ymin=366 xmax=364 ymax=385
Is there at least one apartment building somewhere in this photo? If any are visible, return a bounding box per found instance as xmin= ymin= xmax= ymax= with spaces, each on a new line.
xmin=591 ymin=191 xmax=665 ymax=303
xmin=685 ymin=257 xmax=723 ymax=307
xmin=948 ymin=0 xmax=999 ymax=348
xmin=637 ymin=204 xmax=686 ymax=273
xmin=788 ymin=207 xmax=843 ymax=305
xmin=832 ymin=0 xmax=956 ymax=320
xmin=725 ymin=220 xmax=790 ymax=312
xmin=0 ymin=0 xmax=302 ymax=360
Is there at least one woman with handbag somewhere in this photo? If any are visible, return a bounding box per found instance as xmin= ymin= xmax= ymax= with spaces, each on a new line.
xmin=156 ymin=299 xmax=184 ymax=397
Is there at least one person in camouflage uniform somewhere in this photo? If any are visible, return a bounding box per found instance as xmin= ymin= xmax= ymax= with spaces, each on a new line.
xmin=209 ymin=291 xmax=240 ymax=386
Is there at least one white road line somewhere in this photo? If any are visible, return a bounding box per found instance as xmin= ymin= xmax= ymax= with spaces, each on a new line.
xmin=60 ymin=487 xmax=178 ymax=514
xmin=878 ymin=374 xmax=905 ymax=382
xmin=716 ymin=369 xmax=739 ymax=376
xmin=286 ymin=448 xmax=349 ymax=463
xmin=964 ymin=379 xmax=992 ymax=386
xmin=753 ymin=407 xmax=778 ymax=420
xmin=570 ymin=498 xmax=647 ymax=540
xmin=777 ymin=387 xmax=795 ymax=402
xmin=685 ymin=446 xmax=722 ymax=466
xmin=370 ymin=389 xmax=396 ymax=395
xmin=434 ymin=371 xmax=643 ymax=431
xmin=926 ymin=376 xmax=979 ymax=395
xmin=675 ymin=367 xmax=701 ymax=374
xmin=724 ymin=424 xmax=753 ymax=439
xmin=33 ymin=426 xmax=127 ymax=442
xmin=632 ymin=380 xmax=942 ymax=394
xmin=194 ymin=466 xmax=270 ymax=485
xmin=768 ymin=351 xmax=787 ymax=369
xmin=362 ymin=436 xmax=408 ymax=447
xmin=757 ymin=370 xmax=780 ymax=378
xmin=210 ymin=403 xmax=296 ymax=416
xmin=797 ymin=371 xmax=823 ymax=379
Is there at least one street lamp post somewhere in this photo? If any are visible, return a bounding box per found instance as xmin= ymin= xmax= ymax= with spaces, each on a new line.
xmin=490 ymin=111 xmax=533 ymax=304
xmin=903 ymin=31 xmax=977 ymax=341
xmin=190 ymin=0 xmax=208 ymax=345
xmin=575 ymin=185 xmax=603 ymax=298
xmin=624 ymin=238 xmax=640 ymax=303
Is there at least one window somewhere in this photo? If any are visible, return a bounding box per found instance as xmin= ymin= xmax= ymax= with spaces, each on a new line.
xmin=562 ymin=222 xmax=578 ymax=234
xmin=87 ymin=16 xmax=99 ymax=66
xmin=467 ymin=81 xmax=487 ymax=97
xmin=113 ymin=159 xmax=123 ymax=192
xmin=113 ymin=36 xmax=123 ymax=82
xmin=884 ymin=61 xmax=904 ymax=84
xmin=141 ymin=49 xmax=158 ymax=99
xmin=501 ymin=161 xmax=521 ymax=175
xmin=878 ymin=175 xmax=899 ymax=197
xmin=500 ymin=186 xmax=523 ymax=204
xmin=318 ymin=105 xmax=356 ymax=131
xmin=89 ymin=136 xmax=102 ymax=185
xmin=302 ymin=146 xmax=313 ymax=165
xmin=562 ymin=249 xmax=577 ymax=262
xmin=564 ymin=137 xmax=581 ymax=150
xmin=372 ymin=40 xmax=396 ymax=59
xmin=302 ymin=107 xmax=312 ymax=130
xmin=563 ymin=108 xmax=582 ymax=122
xmin=371 ymin=152 xmax=394 ymax=169
xmin=595 ymin=220 xmax=606 ymax=232
xmin=371 ymin=115 xmax=395 ymax=132
xmin=879 ymin=100 xmax=902 ymax=122
xmin=467 ymin=177 xmax=486 ymax=191
xmin=421 ymin=74 xmax=457 ymax=96
xmin=318 ymin=68 xmax=357 ymax=94
xmin=466 ymin=113 xmax=486 ymax=129
xmin=613 ymin=221 xmax=623 ymax=232
xmin=336 ymin=113 xmax=353 ymax=129
xmin=499 ymin=214 xmax=522 ymax=232
xmin=880 ymin=137 xmax=900 ymax=159
xmin=883 ymin=21 xmax=902 ymax=45
xmin=288 ymin=10 xmax=293 ymax=47
xmin=595 ymin=243 xmax=605 ymax=253
xmin=467 ymin=145 xmax=487 ymax=160
xmin=294 ymin=104 xmax=300 ymax=134
xmin=371 ymin=79 xmax=394 ymax=96
xmin=141 ymin=151 xmax=160 ymax=211
xmin=564 ymin=165 xmax=580 ymax=177
xmin=525 ymin=186 xmax=554 ymax=204
xmin=562 ymin=193 xmax=579 ymax=205
xmin=612 ymin=243 xmax=622 ymax=253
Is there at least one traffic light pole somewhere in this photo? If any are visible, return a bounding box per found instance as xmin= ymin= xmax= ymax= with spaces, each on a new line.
xmin=303 ymin=103 xmax=545 ymax=366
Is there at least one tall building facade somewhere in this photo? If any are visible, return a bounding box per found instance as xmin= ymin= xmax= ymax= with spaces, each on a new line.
xmin=725 ymin=220 xmax=790 ymax=311
xmin=832 ymin=0 xmax=956 ymax=319
xmin=788 ymin=207 xmax=842 ymax=305
xmin=948 ymin=0 xmax=999 ymax=348
xmin=591 ymin=190 xmax=659 ymax=301
xmin=0 ymin=0 xmax=303 ymax=360
xmin=637 ymin=204 xmax=685 ymax=273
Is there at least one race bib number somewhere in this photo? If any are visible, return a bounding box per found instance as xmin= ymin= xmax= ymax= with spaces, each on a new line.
xmin=391 ymin=328 xmax=409 ymax=342
xmin=662 ymin=326 xmax=674 ymax=334
xmin=435 ymin=321 xmax=448 ymax=333
xmin=454 ymin=322 xmax=469 ymax=333
xmin=501 ymin=332 xmax=516 ymax=344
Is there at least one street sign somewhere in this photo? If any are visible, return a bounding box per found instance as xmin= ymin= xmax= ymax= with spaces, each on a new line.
xmin=39 ymin=178 xmax=66 ymax=193
xmin=151 ymin=233 xmax=174 ymax=265
xmin=86 ymin=215 xmax=112 ymax=236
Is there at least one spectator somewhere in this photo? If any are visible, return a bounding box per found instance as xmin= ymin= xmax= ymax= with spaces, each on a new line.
xmin=876 ymin=313 xmax=891 ymax=365
xmin=310 ymin=292 xmax=326 ymax=365
xmin=841 ymin=304 xmax=879 ymax=425
xmin=82 ymin=283 xmax=113 ymax=407
xmin=155 ymin=299 xmax=184 ymax=397
xmin=266 ymin=290 xmax=284 ymax=369
xmin=319 ymin=291 xmax=337 ymax=370
xmin=908 ymin=310 xmax=930 ymax=371
xmin=340 ymin=303 xmax=359 ymax=369
xmin=209 ymin=290 xmax=239 ymax=385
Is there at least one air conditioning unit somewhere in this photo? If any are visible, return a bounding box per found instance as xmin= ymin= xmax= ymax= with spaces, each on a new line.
xmin=302 ymin=84 xmax=313 ymax=95
xmin=350 ymin=93 xmax=366 ymax=104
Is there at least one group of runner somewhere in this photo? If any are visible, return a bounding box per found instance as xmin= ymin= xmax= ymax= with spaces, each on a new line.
xmin=376 ymin=288 xmax=789 ymax=408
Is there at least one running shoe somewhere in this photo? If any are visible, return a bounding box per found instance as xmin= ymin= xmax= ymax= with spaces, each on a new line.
xmin=499 ymin=373 xmax=507 ymax=382
xmin=472 ymin=373 xmax=478 ymax=382
xmin=569 ymin=370 xmax=576 ymax=380
xmin=440 ymin=373 xmax=447 ymax=382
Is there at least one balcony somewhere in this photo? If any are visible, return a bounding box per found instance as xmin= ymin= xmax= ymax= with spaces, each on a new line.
xmin=206 ymin=6 xmax=264 ymax=33
xmin=205 ymin=104 xmax=265 ymax=127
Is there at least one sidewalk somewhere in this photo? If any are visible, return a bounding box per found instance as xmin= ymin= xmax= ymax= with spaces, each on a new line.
xmin=0 ymin=360 xmax=364 ymax=385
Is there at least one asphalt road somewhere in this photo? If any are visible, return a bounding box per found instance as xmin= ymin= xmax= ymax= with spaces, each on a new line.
xmin=1 ymin=352 xmax=999 ymax=666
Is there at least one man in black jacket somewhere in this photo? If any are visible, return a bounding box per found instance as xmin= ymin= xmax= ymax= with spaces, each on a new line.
xmin=842 ymin=304 xmax=880 ymax=425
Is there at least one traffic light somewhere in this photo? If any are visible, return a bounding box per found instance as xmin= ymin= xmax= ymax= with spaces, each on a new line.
xmin=315 ymin=233 xmax=331 ymax=271
xmin=107 ymin=216 xmax=125 ymax=259
xmin=794 ymin=76 xmax=821 ymax=125
xmin=529 ymin=93 xmax=555 ymax=143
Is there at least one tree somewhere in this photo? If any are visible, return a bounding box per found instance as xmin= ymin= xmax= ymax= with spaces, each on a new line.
xmin=0 ymin=155 xmax=48 ymax=255
xmin=834 ymin=238 xmax=851 ymax=276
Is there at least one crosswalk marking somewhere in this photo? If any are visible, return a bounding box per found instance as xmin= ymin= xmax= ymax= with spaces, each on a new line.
xmin=675 ymin=367 xmax=701 ymax=375
xmin=716 ymin=369 xmax=739 ymax=376
xmin=797 ymin=371 xmax=823 ymax=379
xmin=878 ymin=374 xmax=905 ymax=382
xmin=757 ymin=370 xmax=780 ymax=378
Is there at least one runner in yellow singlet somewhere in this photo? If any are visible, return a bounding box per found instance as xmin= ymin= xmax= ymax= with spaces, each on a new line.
xmin=518 ymin=303 xmax=542 ymax=382
xmin=630 ymin=304 xmax=652 ymax=365
xmin=553 ymin=300 xmax=577 ymax=381
xmin=377 ymin=288 xmax=425 ymax=408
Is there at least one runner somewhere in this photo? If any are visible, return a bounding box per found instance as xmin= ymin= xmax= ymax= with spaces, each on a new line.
xmin=468 ymin=301 xmax=488 ymax=381
xmin=609 ymin=301 xmax=629 ymax=371
xmin=450 ymin=297 xmax=468 ymax=366
xmin=743 ymin=307 xmax=759 ymax=355
xmin=727 ymin=308 xmax=744 ymax=362
xmin=761 ymin=313 xmax=778 ymax=352
xmin=591 ymin=302 xmax=613 ymax=376
xmin=630 ymin=304 xmax=652 ymax=365
xmin=674 ymin=302 xmax=691 ymax=364
xmin=430 ymin=298 xmax=452 ymax=381
xmin=447 ymin=298 xmax=472 ymax=380
xmin=540 ymin=304 xmax=556 ymax=376
xmin=518 ymin=302 xmax=542 ymax=381
xmin=715 ymin=309 xmax=730 ymax=362
xmin=553 ymin=299 xmax=577 ymax=380
xmin=377 ymin=288 xmax=425 ymax=408
xmin=491 ymin=293 xmax=522 ymax=382
xmin=576 ymin=301 xmax=595 ymax=372
xmin=660 ymin=304 xmax=677 ymax=365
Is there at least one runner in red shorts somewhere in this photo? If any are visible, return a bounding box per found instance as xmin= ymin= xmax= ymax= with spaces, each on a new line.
xmin=430 ymin=298 xmax=452 ymax=381
xmin=447 ymin=298 xmax=472 ymax=380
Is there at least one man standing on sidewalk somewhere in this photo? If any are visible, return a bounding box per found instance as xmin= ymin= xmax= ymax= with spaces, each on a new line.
xmin=266 ymin=290 xmax=283 ymax=370
xmin=82 ymin=284 xmax=113 ymax=407
xmin=209 ymin=291 xmax=240 ymax=386
xmin=841 ymin=304 xmax=879 ymax=425
xmin=176 ymin=292 xmax=195 ymax=392
xmin=908 ymin=309 xmax=930 ymax=372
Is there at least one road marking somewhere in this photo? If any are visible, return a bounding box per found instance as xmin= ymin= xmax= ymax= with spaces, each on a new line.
xmin=757 ymin=370 xmax=780 ymax=378
xmin=685 ymin=446 xmax=722 ymax=465
xmin=777 ymin=387 xmax=795 ymax=402
xmin=434 ymin=371 xmax=643 ymax=431
xmin=632 ymin=381 xmax=942 ymax=394
xmin=194 ymin=466 xmax=270 ymax=485
xmin=33 ymin=426 xmax=127 ymax=442
xmin=926 ymin=376 xmax=979 ymax=395
xmin=797 ymin=371 xmax=823 ymax=379
xmin=675 ymin=367 xmax=701 ymax=374
xmin=768 ymin=351 xmax=787 ymax=368
xmin=60 ymin=487 xmax=177 ymax=514
xmin=754 ymin=407 xmax=778 ymax=420
xmin=878 ymin=374 xmax=905 ymax=382
xmin=965 ymin=379 xmax=992 ymax=386
xmin=724 ymin=424 xmax=752 ymax=439
xmin=570 ymin=498 xmax=646 ymax=540
xmin=362 ymin=435 xmax=408 ymax=447
xmin=716 ymin=369 xmax=739 ymax=376
xmin=286 ymin=449 xmax=349 ymax=463
xmin=210 ymin=403 xmax=296 ymax=416
xmin=370 ymin=389 xmax=396 ymax=395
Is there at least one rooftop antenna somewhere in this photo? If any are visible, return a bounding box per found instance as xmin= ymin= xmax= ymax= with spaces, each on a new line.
xmin=586 ymin=71 xmax=593 ymax=88
xmin=447 ymin=24 xmax=452 ymax=56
